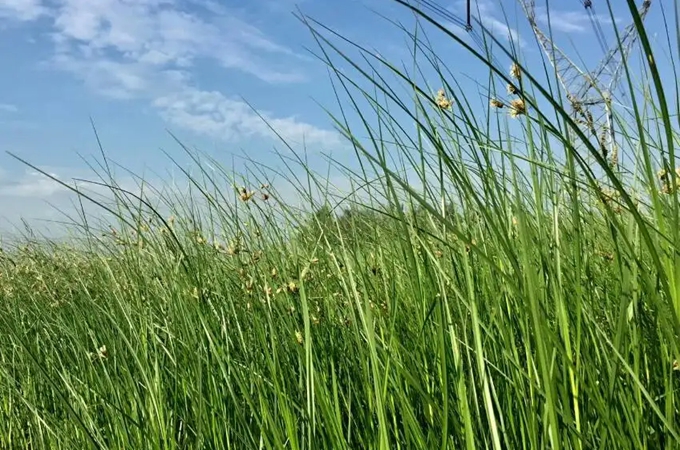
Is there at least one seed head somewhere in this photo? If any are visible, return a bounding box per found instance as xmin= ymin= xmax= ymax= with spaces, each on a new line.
xmin=245 ymin=279 xmax=254 ymax=292
xmin=287 ymin=281 xmax=299 ymax=294
xmin=659 ymin=169 xmax=680 ymax=194
xmin=239 ymin=187 xmax=255 ymax=202
xmin=507 ymin=83 xmax=518 ymax=95
xmin=609 ymin=144 xmax=619 ymax=167
xmin=89 ymin=344 xmax=108 ymax=361
xmin=295 ymin=330 xmax=303 ymax=345
xmin=510 ymin=62 xmax=521 ymax=80
xmin=435 ymin=89 xmax=453 ymax=110
xmin=490 ymin=98 xmax=505 ymax=109
xmin=509 ymin=98 xmax=527 ymax=118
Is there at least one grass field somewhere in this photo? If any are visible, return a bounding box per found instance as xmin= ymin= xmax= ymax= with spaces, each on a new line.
xmin=2 ymin=1 xmax=680 ymax=448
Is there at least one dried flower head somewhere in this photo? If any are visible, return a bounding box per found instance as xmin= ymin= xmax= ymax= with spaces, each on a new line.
xmin=506 ymin=83 xmax=518 ymax=95
xmin=89 ymin=344 xmax=108 ymax=361
xmin=286 ymin=281 xmax=299 ymax=294
xmin=435 ymin=89 xmax=453 ymax=110
xmin=658 ymin=168 xmax=669 ymax=180
xmin=239 ymin=187 xmax=255 ymax=202
xmin=245 ymin=279 xmax=254 ymax=292
xmin=509 ymin=98 xmax=527 ymax=118
xmin=490 ymin=98 xmax=505 ymax=109
xmin=659 ymin=170 xmax=680 ymax=194
xmin=609 ymin=145 xmax=619 ymax=167
xmin=510 ymin=62 xmax=521 ymax=80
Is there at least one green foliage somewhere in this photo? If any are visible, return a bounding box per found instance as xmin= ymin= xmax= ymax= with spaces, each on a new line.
xmin=2 ymin=0 xmax=680 ymax=448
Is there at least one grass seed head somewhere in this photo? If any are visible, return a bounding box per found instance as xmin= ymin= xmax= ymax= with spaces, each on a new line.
xmin=287 ymin=281 xmax=299 ymax=294
xmin=435 ymin=89 xmax=453 ymax=110
xmin=90 ymin=345 xmax=108 ymax=361
xmin=509 ymin=98 xmax=527 ymax=118
xmin=239 ymin=187 xmax=255 ymax=202
xmin=510 ymin=62 xmax=521 ymax=80
xmin=490 ymin=98 xmax=505 ymax=108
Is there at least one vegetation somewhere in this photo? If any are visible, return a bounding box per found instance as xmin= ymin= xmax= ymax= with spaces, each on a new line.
xmin=1 ymin=1 xmax=680 ymax=448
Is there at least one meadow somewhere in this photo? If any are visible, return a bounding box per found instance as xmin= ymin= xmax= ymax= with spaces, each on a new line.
xmin=1 ymin=1 xmax=680 ymax=448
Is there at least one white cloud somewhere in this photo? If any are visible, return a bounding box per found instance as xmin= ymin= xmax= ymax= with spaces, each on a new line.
xmin=1 ymin=0 xmax=340 ymax=147
xmin=0 ymin=0 xmax=47 ymax=21
xmin=0 ymin=103 xmax=18 ymax=113
xmin=484 ymin=16 xmax=526 ymax=48
xmin=0 ymin=165 xmax=165 ymax=236
xmin=452 ymin=0 xmax=526 ymax=48
xmin=47 ymin=0 xmax=307 ymax=84
xmin=0 ymin=170 xmax=68 ymax=197
xmin=154 ymin=88 xmax=342 ymax=146
xmin=535 ymin=8 xmax=616 ymax=34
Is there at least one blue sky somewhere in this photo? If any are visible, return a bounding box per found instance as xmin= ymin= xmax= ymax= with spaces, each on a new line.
xmin=0 ymin=0 xmax=673 ymax=235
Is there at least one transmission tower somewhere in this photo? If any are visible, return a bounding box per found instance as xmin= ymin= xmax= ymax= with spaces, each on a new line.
xmin=519 ymin=0 xmax=652 ymax=167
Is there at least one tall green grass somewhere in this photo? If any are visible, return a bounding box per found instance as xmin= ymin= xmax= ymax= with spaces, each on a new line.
xmin=1 ymin=0 xmax=680 ymax=448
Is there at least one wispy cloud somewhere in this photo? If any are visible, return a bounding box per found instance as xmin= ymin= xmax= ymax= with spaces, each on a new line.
xmin=0 ymin=103 xmax=18 ymax=113
xmin=535 ymin=7 xmax=617 ymax=34
xmin=49 ymin=0 xmax=308 ymax=84
xmin=0 ymin=165 xmax=162 ymax=236
xmin=0 ymin=169 xmax=69 ymax=197
xmin=154 ymin=88 xmax=342 ymax=146
xmin=448 ymin=0 xmax=526 ymax=48
xmin=1 ymin=0 xmax=340 ymax=147
xmin=483 ymin=17 xmax=526 ymax=49
xmin=0 ymin=0 xmax=47 ymax=21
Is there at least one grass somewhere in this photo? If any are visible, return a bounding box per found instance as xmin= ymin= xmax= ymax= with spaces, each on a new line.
xmin=1 ymin=0 xmax=680 ymax=448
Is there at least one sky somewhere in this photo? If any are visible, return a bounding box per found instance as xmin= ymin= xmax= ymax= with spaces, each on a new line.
xmin=0 ymin=0 xmax=674 ymax=237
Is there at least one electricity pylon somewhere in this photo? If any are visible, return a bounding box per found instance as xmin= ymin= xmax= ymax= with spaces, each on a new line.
xmin=519 ymin=0 xmax=652 ymax=167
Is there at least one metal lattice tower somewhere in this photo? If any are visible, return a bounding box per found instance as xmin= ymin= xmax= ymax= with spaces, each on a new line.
xmin=519 ymin=0 xmax=652 ymax=166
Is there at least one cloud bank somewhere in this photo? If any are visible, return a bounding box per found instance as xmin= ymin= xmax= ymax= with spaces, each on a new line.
xmin=0 ymin=0 xmax=340 ymax=146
